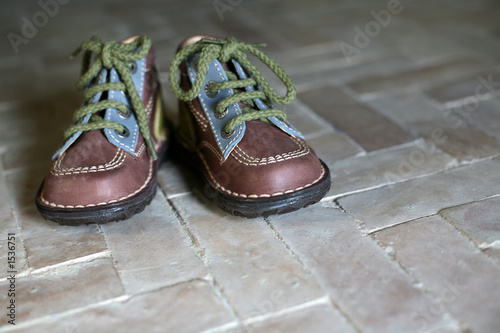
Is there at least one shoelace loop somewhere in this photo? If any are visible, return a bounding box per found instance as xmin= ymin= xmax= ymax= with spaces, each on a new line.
xmin=169 ymin=36 xmax=296 ymax=135
xmin=65 ymin=35 xmax=157 ymax=159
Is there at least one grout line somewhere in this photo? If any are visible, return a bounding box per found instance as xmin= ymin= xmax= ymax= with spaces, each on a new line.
xmin=242 ymin=295 xmax=331 ymax=326
xmin=263 ymin=215 xmax=361 ymax=332
xmin=206 ymin=274 xmax=245 ymax=324
xmin=0 ymin=295 xmax=131 ymax=332
xmin=326 ymin=295 xmax=363 ymax=333
xmin=263 ymin=217 xmax=311 ymax=274
xmin=438 ymin=198 xmax=500 ymax=271
xmin=164 ymin=193 xmax=244 ymax=323
xmin=96 ymin=223 xmax=128 ymax=297
xmin=323 ymin=154 xmax=500 ymax=203
xmin=27 ymin=250 xmax=111 ymax=276
xmin=165 ymin=195 xmax=208 ymax=265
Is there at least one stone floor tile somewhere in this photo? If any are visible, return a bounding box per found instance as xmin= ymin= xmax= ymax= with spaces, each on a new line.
xmin=299 ymin=86 xmax=415 ymax=151
xmin=485 ymin=248 xmax=500 ymax=266
xmin=368 ymin=92 xmax=500 ymax=162
xmin=374 ymin=215 xmax=500 ymax=332
xmin=338 ymin=158 xmax=500 ymax=231
xmin=282 ymin=100 xmax=335 ymax=138
xmin=293 ymin=50 xmax=415 ymax=91
xmin=267 ymin=205 xmax=458 ymax=333
xmin=100 ymin=195 xmax=207 ymax=294
xmin=4 ymin=165 xmax=48 ymax=211
xmin=306 ymin=131 xmax=363 ymax=166
xmin=243 ymin=303 xmax=357 ymax=333
xmin=464 ymin=97 xmax=500 ymax=141
xmin=439 ymin=196 xmax=500 ymax=265
xmin=22 ymin=224 xmax=107 ymax=270
xmin=157 ymin=161 xmax=197 ymax=199
xmin=425 ymin=70 xmax=500 ymax=107
xmin=347 ymin=58 xmax=489 ymax=98
xmin=325 ymin=141 xmax=457 ymax=199
xmin=8 ymin=280 xmax=234 ymax=333
xmin=170 ymin=194 xmax=325 ymax=319
xmin=0 ymin=257 xmax=124 ymax=326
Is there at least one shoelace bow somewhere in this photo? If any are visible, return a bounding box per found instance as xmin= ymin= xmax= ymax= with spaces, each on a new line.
xmin=65 ymin=35 xmax=157 ymax=159
xmin=169 ymin=36 xmax=296 ymax=136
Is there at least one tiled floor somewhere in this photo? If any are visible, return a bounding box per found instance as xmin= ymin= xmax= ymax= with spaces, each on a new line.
xmin=1 ymin=0 xmax=500 ymax=332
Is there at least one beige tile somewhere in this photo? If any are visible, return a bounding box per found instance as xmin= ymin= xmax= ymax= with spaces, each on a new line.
xmin=267 ymin=205 xmax=458 ymax=332
xmin=299 ymin=86 xmax=415 ymax=151
xmin=101 ymin=195 xmax=208 ymax=294
xmin=338 ymin=158 xmax=500 ymax=231
xmin=171 ymin=194 xmax=325 ymax=319
xmin=11 ymin=280 xmax=234 ymax=333
xmin=0 ymin=257 xmax=125 ymax=325
xmin=375 ymin=215 xmax=500 ymax=332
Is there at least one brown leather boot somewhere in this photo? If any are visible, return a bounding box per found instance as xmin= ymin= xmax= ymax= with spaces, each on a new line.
xmin=35 ymin=36 xmax=168 ymax=225
xmin=169 ymin=36 xmax=330 ymax=217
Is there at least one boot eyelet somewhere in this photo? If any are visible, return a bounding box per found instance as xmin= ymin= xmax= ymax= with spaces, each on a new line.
xmin=214 ymin=109 xmax=227 ymax=119
xmin=115 ymin=126 xmax=130 ymax=138
xmin=205 ymin=81 xmax=219 ymax=98
xmin=117 ymin=107 xmax=132 ymax=119
xmin=221 ymin=129 xmax=235 ymax=139
xmin=130 ymin=62 xmax=138 ymax=74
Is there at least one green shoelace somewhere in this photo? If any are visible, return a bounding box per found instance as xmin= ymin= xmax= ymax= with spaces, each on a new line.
xmin=169 ymin=36 xmax=297 ymax=136
xmin=65 ymin=35 xmax=157 ymax=159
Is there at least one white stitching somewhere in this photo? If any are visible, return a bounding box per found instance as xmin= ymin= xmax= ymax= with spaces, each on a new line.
xmin=40 ymin=156 xmax=154 ymax=208
xmin=232 ymin=137 xmax=310 ymax=166
xmin=188 ymin=101 xmax=209 ymax=130
xmin=198 ymin=151 xmax=326 ymax=198
xmin=51 ymin=149 xmax=126 ymax=176
xmin=188 ymin=59 xmax=243 ymax=159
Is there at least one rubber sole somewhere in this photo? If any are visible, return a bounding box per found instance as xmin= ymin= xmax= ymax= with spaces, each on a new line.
xmin=35 ymin=180 xmax=158 ymax=225
xmin=171 ymin=137 xmax=331 ymax=218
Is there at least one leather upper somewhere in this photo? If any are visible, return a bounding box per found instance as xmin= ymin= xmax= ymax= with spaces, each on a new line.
xmin=177 ymin=38 xmax=326 ymax=198
xmin=38 ymin=41 xmax=166 ymax=209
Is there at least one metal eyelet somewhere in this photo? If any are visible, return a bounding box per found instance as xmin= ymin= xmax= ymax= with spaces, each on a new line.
xmin=130 ymin=62 xmax=138 ymax=74
xmin=117 ymin=107 xmax=132 ymax=119
xmin=115 ymin=126 xmax=130 ymax=138
xmin=205 ymin=81 xmax=219 ymax=98
xmin=214 ymin=109 xmax=227 ymax=119
xmin=221 ymin=129 xmax=235 ymax=139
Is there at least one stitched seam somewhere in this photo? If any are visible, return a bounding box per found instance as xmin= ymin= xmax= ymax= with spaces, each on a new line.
xmin=198 ymin=151 xmax=326 ymax=198
xmin=51 ymin=151 xmax=127 ymax=176
xmin=106 ymin=58 xmax=145 ymax=150
xmin=54 ymin=148 xmax=121 ymax=171
xmin=52 ymin=149 xmax=124 ymax=174
xmin=233 ymin=137 xmax=310 ymax=164
xmin=232 ymin=147 xmax=310 ymax=166
xmin=188 ymin=60 xmax=243 ymax=157
xmin=187 ymin=100 xmax=209 ymax=130
xmin=135 ymin=143 xmax=146 ymax=158
xmin=40 ymin=157 xmax=154 ymax=209
xmin=199 ymin=141 xmax=223 ymax=160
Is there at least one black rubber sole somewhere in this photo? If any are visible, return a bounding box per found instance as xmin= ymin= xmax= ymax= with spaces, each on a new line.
xmin=171 ymin=136 xmax=331 ymax=218
xmin=35 ymin=180 xmax=158 ymax=226
xmin=207 ymin=162 xmax=331 ymax=218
